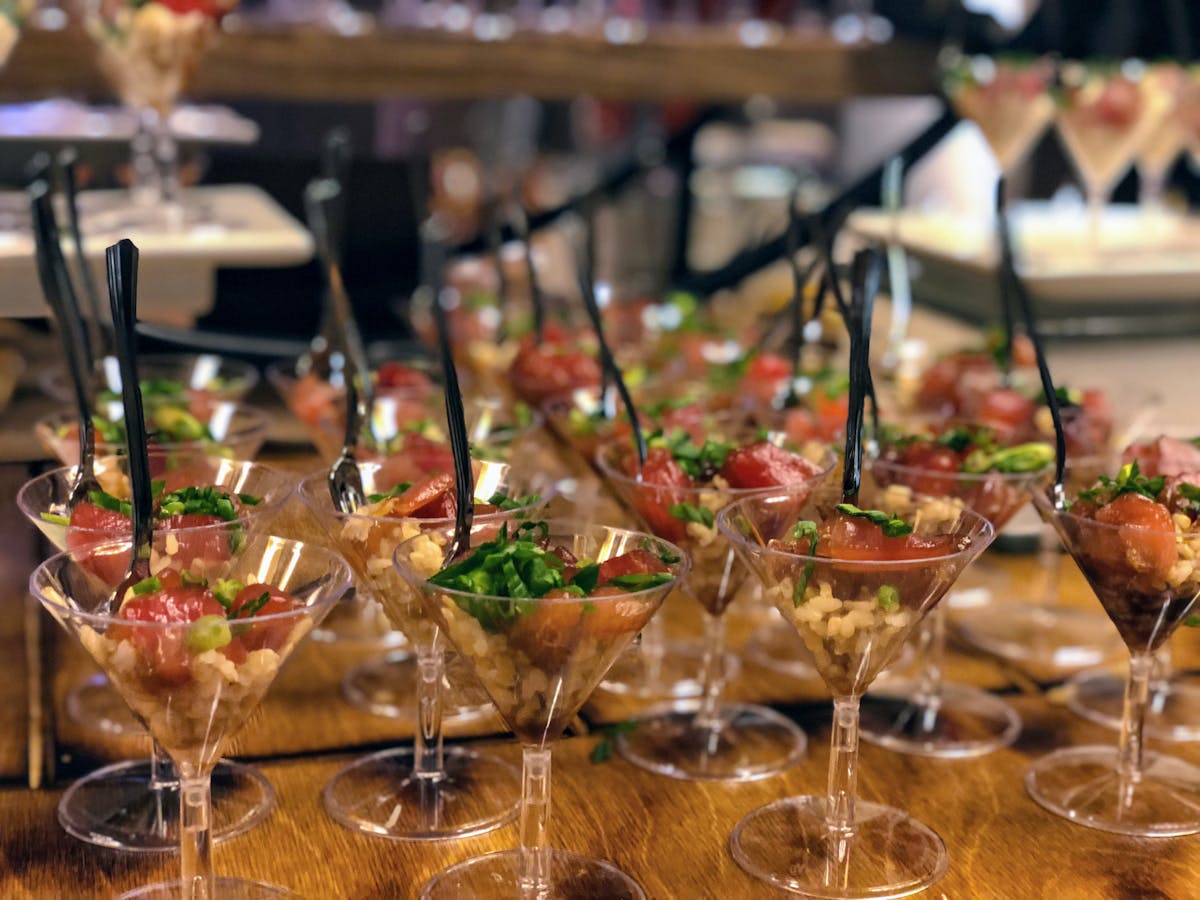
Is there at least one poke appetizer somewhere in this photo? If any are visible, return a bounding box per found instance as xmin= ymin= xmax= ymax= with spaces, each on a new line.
xmin=87 ymin=0 xmax=238 ymax=116
xmin=507 ymin=322 xmax=602 ymax=406
xmin=1049 ymin=460 xmax=1200 ymax=650
xmin=402 ymin=520 xmax=686 ymax=741
xmin=758 ymin=491 xmax=989 ymax=695
xmin=873 ymin=423 xmax=1054 ymax=527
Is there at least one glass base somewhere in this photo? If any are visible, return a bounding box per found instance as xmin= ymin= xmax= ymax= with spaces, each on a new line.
xmin=953 ymin=603 xmax=1123 ymax=669
xmin=1025 ymin=745 xmax=1200 ymax=836
xmin=730 ymin=797 xmax=947 ymax=898
xmin=599 ymin=639 xmax=740 ymax=699
xmin=66 ymin=673 xmax=142 ymax=736
xmin=120 ymin=877 xmax=300 ymax=899
xmin=860 ymin=680 xmax=1021 ymax=758
xmin=743 ymin=621 xmax=915 ymax=683
xmin=323 ymin=745 xmax=520 ymax=840
xmin=616 ymin=701 xmax=806 ymax=782
xmin=341 ymin=650 xmax=493 ymax=719
xmin=1067 ymin=669 xmax=1200 ymax=742
xmin=419 ymin=849 xmax=645 ymax=900
xmin=58 ymin=759 xmax=274 ymax=852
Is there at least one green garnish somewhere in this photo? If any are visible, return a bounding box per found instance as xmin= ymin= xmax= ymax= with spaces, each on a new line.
xmin=606 ymin=572 xmax=674 ymax=591
xmin=668 ymin=502 xmax=715 ymax=529
xmin=649 ymin=428 xmax=734 ymax=479
xmin=835 ymin=504 xmax=914 ymax=538
xmin=40 ymin=511 xmax=70 ymax=527
xmin=366 ymin=482 xmax=413 ymax=504
xmin=961 ymin=442 xmax=1054 ymax=475
xmin=427 ymin=523 xmax=559 ymax=630
xmin=92 ymin=415 xmax=125 ymax=445
xmin=936 ymin=427 xmax=979 ymax=453
xmin=131 ymin=575 xmax=161 ymax=596
xmin=789 ymin=520 xmax=820 ymax=606
xmin=158 ymin=486 xmax=244 ymax=522
xmin=590 ymin=720 xmax=639 ymax=764
xmin=1186 ymin=615 xmax=1200 ymax=628
xmin=571 ymin=563 xmax=600 ymax=595
xmin=180 ymin=570 xmax=207 ymax=587
xmin=1038 ymin=386 xmax=1083 ymax=407
xmin=212 ymin=578 xmax=245 ymax=611
xmin=1177 ymin=483 xmax=1200 ymax=512
xmin=1078 ymin=460 xmax=1165 ymax=505
xmin=659 ymin=550 xmax=681 ymax=565
xmin=238 ymin=493 xmax=262 ymax=506
xmin=877 ymin=584 xmax=900 ymax=611
xmin=234 ymin=591 xmax=271 ymax=619
xmin=488 ymin=492 xmax=542 ymax=511
xmin=88 ymin=488 xmax=132 ymax=517
xmin=186 ymin=615 xmax=232 ymax=654
xmin=99 ymin=377 xmax=187 ymax=405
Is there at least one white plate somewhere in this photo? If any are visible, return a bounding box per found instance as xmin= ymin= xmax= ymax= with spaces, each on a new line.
xmin=847 ymin=202 xmax=1200 ymax=304
xmin=0 ymin=185 xmax=313 ymax=319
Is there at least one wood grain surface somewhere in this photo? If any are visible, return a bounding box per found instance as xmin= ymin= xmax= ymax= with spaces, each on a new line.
xmin=2 ymin=25 xmax=937 ymax=104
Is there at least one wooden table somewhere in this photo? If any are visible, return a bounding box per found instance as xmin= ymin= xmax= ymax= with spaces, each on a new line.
xmin=3 ymin=402 xmax=1200 ymax=897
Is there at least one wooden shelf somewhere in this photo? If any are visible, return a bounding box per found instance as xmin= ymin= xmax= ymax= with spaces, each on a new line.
xmin=2 ymin=24 xmax=938 ymax=104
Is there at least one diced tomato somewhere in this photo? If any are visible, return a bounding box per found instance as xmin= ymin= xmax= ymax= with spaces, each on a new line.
xmin=156 ymin=0 xmax=231 ymax=19
xmin=68 ymin=501 xmax=133 ymax=584
xmin=657 ymin=404 xmax=707 ymax=445
xmin=594 ymin=549 xmax=668 ymax=587
xmin=229 ymin=583 xmax=302 ymax=652
xmin=509 ymin=588 xmax=583 ymax=670
xmin=159 ymin=513 xmax=233 ymax=568
xmin=376 ymin=473 xmax=457 ymax=520
xmin=976 ymin=388 xmax=1036 ymax=435
xmin=1093 ymin=493 xmax=1176 ymax=581
xmin=819 ymin=512 xmax=953 ymax=562
xmin=812 ymin=392 xmax=849 ymax=441
xmin=719 ymin=441 xmax=823 ymax=490
xmin=741 ymin=353 xmax=791 ymax=403
xmin=187 ymin=389 xmax=218 ymax=421
xmin=509 ymin=338 xmax=602 ymax=405
xmin=111 ymin=588 xmax=227 ymax=685
xmin=580 ymin=584 xmax=658 ymax=637
xmin=1124 ymin=438 xmax=1200 ymax=479
xmin=289 ymin=373 xmax=342 ymax=430
xmin=893 ymin=442 xmax=963 ymax=498
xmin=1092 ymin=78 xmax=1140 ymax=129
xmin=376 ymin=362 xmax=434 ymax=393
xmin=624 ymin=447 xmax=693 ymax=543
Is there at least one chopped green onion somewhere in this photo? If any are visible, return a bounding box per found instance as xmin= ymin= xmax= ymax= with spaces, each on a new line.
xmin=877 ymin=585 xmax=900 ymax=611
xmin=131 ymin=575 xmax=161 ymax=596
xmin=187 ymin=615 xmax=232 ymax=654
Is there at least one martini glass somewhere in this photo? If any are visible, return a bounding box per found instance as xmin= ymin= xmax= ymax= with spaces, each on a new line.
xmin=719 ymin=487 xmax=994 ymax=897
xmin=18 ymin=456 xmax=294 ymax=853
xmin=395 ymin=521 xmax=687 ymax=898
xmin=945 ymin=53 xmax=1056 ymax=176
xmin=540 ymin=387 xmax=737 ymax=699
xmin=860 ymin=446 xmax=1050 ymax=757
xmin=83 ymin=0 xmax=236 ymax=229
xmin=0 ymin=0 xmax=33 ymax=70
xmin=1029 ymin=486 xmax=1200 ymax=836
xmin=300 ymin=459 xmax=546 ymax=840
xmin=1055 ymin=60 xmax=1172 ymax=249
xmin=1135 ymin=62 xmax=1191 ymax=221
xmin=596 ymin=427 xmax=833 ymax=781
xmin=36 ymin=401 xmax=271 ymax=470
xmin=31 ymin=534 xmax=351 ymax=898
xmin=1066 ymin=434 xmax=1200 ymax=741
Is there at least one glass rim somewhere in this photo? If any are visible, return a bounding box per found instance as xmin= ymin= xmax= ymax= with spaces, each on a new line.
xmin=30 ymin=536 xmax=351 ymax=630
xmin=1031 ymin=487 xmax=1181 ymax=537
xmin=39 ymin=353 xmax=260 ymax=399
xmin=867 ymin=455 xmax=1052 ymax=486
xmin=593 ymin=435 xmax=837 ymax=500
xmin=37 ymin=401 xmax=273 ymax=447
xmin=296 ymin=460 xmax=553 ymax=528
xmin=717 ymin=491 xmax=996 ymax=570
xmin=17 ymin=459 xmax=295 ymax=537
xmin=392 ymin=520 xmax=690 ymax=606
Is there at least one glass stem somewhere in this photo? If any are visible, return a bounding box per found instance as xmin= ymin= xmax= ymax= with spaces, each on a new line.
xmin=131 ymin=109 xmax=160 ymax=207
xmin=1035 ymin=521 xmax=1060 ymax=610
xmin=695 ymin=611 xmax=727 ymax=732
xmin=519 ymin=745 xmax=553 ymax=899
xmin=913 ymin=606 xmax=945 ymax=726
xmin=413 ymin=636 xmax=446 ymax=780
xmin=150 ymin=740 xmax=176 ymax=788
xmin=824 ymin=695 xmax=860 ymax=891
xmin=1150 ymin=642 xmax=1174 ymax=710
xmin=1086 ymin=188 xmax=1104 ymax=252
xmin=150 ymin=107 xmax=184 ymax=229
xmin=1117 ymin=652 xmax=1153 ymax=810
xmin=178 ymin=771 xmax=214 ymax=900
xmin=1138 ymin=166 xmax=1167 ymax=214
